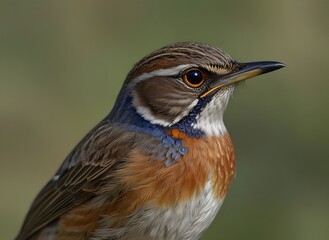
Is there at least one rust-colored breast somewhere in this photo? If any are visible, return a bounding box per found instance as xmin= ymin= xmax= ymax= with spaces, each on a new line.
xmin=58 ymin=130 xmax=235 ymax=238
xmin=112 ymin=129 xmax=236 ymax=211
xmin=166 ymin=129 xmax=236 ymax=199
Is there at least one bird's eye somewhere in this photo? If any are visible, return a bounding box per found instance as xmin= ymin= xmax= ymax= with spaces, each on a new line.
xmin=182 ymin=68 xmax=206 ymax=88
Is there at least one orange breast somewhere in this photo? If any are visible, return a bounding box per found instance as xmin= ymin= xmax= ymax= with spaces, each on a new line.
xmin=59 ymin=130 xmax=235 ymax=237
xmin=114 ymin=129 xmax=236 ymax=211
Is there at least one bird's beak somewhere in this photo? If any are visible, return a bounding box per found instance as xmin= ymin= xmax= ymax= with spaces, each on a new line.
xmin=201 ymin=61 xmax=285 ymax=98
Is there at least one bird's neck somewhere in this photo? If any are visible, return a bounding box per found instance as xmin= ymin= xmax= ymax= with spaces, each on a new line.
xmin=108 ymin=89 xmax=230 ymax=167
xmin=108 ymin=87 xmax=230 ymax=140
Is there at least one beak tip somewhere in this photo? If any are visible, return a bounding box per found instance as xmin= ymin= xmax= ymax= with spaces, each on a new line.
xmin=263 ymin=61 xmax=285 ymax=73
xmin=274 ymin=61 xmax=286 ymax=69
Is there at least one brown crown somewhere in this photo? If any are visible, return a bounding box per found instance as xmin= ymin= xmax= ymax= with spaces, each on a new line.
xmin=125 ymin=42 xmax=235 ymax=82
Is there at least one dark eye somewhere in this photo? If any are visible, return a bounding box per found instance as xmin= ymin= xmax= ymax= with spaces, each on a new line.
xmin=182 ymin=68 xmax=206 ymax=88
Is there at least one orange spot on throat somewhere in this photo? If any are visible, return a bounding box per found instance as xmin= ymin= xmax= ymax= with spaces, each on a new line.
xmin=168 ymin=128 xmax=188 ymax=139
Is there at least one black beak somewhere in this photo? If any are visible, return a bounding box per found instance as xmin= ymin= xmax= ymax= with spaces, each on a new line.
xmin=201 ymin=61 xmax=285 ymax=98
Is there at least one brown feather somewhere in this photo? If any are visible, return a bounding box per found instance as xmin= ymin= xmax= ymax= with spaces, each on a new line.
xmin=16 ymin=123 xmax=139 ymax=240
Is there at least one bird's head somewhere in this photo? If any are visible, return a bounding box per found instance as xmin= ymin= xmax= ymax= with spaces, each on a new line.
xmin=110 ymin=42 xmax=284 ymax=137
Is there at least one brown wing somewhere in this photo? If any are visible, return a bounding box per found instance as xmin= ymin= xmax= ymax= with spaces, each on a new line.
xmin=16 ymin=122 xmax=138 ymax=240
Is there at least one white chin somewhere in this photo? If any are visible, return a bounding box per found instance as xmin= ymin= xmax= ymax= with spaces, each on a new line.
xmin=192 ymin=87 xmax=234 ymax=136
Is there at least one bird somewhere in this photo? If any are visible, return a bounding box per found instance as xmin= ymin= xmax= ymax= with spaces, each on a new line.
xmin=16 ymin=42 xmax=284 ymax=240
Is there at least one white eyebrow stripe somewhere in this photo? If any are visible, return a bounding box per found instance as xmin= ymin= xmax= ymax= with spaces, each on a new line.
xmin=132 ymin=64 xmax=197 ymax=83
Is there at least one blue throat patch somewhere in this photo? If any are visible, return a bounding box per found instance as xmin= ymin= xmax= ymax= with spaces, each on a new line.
xmin=108 ymin=89 xmax=211 ymax=166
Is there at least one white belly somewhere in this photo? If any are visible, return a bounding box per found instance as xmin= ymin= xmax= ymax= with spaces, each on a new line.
xmin=93 ymin=180 xmax=224 ymax=240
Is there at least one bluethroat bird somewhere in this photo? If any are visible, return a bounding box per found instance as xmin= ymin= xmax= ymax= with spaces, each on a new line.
xmin=17 ymin=42 xmax=284 ymax=240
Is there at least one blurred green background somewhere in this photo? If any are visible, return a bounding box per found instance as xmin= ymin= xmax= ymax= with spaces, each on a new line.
xmin=1 ymin=0 xmax=328 ymax=239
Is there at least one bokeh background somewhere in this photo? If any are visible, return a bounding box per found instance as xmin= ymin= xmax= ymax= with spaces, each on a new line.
xmin=1 ymin=0 xmax=328 ymax=239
